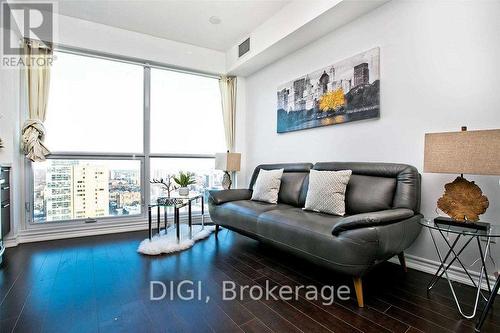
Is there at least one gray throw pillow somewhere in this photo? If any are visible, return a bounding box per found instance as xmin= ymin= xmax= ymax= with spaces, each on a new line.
xmin=304 ymin=169 xmax=352 ymax=216
xmin=251 ymin=169 xmax=284 ymax=204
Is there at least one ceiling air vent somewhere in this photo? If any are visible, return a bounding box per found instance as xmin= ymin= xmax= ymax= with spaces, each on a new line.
xmin=238 ymin=38 xmax=250 ymax=58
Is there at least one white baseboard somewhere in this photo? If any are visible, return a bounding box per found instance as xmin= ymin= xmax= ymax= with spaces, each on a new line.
xmin=389 ymin=253 xmax=499 ymax=293
xmin=5 ymin=215 xmax=212 ymax=247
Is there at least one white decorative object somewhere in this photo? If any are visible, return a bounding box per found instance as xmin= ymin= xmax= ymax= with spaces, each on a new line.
xmin=178 ymin=187 xmax=189 ymax=196
xmin=304 ymin=169 xmax=352 ymax=216
xmin=137 ymin=225 xmax=215 ymax=255
xmin=251 ymin=168 xmax=284 ymax=204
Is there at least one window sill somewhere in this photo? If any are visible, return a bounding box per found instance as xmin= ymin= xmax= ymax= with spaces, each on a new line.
xmin=8 ymin=213 xmax=211 ymax=247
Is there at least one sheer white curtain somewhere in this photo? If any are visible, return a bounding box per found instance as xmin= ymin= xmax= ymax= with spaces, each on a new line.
xmin=219 ymin=76 xmax=237 ymax=152
xmin=21 ymin=40 xmax=52 ymax=162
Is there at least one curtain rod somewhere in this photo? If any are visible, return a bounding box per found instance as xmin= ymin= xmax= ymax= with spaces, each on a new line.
xmin=23 ymin=37 xmax=53 ymax=50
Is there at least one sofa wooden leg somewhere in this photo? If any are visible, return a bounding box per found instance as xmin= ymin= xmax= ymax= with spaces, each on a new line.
xmin=353 ymin=277 xmax=364 ymax=308
xmin=397 ymin=252 xmax=408 ymax=273
xmin=215 ymin=225 xmax=220 ymax=239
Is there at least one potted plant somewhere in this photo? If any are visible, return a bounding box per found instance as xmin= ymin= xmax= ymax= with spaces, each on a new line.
xmin=174 ymin=171 xmax=196 ymax=196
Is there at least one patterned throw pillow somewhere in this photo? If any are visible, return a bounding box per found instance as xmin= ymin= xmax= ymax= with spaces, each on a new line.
xmin=304 ymin=169 xmax=352 ymax=216
xmin=251 ymin=169 xmax=284 ymax=204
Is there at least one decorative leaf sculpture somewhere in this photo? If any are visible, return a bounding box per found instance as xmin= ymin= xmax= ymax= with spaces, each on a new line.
xmin=437 ymin=177 xmax=489 ymax=222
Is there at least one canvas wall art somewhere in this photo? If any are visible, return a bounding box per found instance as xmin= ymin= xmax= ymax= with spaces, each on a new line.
xmin=277 ymin=47 xmax=380 ymax=133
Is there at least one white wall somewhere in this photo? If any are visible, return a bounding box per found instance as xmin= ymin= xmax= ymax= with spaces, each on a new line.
xmin=234 ymin=77 xmax=248 ymax=188
xmin=226 ymin=0 xmax=340 ymax=72
xmin=0 ymin=57 xmax=19 ymax=165
xmin=0 ymin=24 xmax=23 ymax=239
xmin=242 ymin=0 xmax=500 ymax=273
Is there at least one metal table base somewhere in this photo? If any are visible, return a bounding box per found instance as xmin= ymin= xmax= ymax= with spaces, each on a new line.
xmin=148 ymin=195 xmax=205 ymax=243
xmin=427 ymin=228 xmax=492 ymax=319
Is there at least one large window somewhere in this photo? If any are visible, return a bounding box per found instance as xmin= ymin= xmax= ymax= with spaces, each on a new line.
xmin=150 ymin=68 xmax=225 ymax=154
xmin=33 ymin=159 xmax=142 ymax=222
xmin=45 ymin=52 xmax=144 ymax=153
xmin=31 ymin=50 xmax=224 ymax=224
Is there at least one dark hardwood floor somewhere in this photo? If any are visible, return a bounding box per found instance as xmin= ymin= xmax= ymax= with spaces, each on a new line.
xmin=0 ymin=228 xmax=498 ymax=333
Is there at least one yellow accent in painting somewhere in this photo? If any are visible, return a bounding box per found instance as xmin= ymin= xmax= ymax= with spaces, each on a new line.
xmin=319 ymin=88 xmax=345 ymax=111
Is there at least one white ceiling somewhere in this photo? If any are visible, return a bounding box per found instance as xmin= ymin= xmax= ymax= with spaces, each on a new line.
xmin=51 ymin=0 xmax=290 ymax=51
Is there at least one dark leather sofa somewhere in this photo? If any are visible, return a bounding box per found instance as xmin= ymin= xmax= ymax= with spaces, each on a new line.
xmin=208 ymin=162 xmax=422 ymax=307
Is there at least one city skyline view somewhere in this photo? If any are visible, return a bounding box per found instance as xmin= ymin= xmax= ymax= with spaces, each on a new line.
xmin=33 ymin=160 xmax=142 ymax=223
xmin=33 ymin=159 xmax=223 ymax=223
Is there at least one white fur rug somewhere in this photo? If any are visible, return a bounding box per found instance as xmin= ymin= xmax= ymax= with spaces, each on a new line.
xmin=137 ymin=225 xmax=215 ymax=255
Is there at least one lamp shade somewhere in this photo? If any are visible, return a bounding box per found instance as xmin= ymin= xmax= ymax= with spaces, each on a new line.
xmin=424 ymin=129 xmax=500 ymax=175
xmin=215 ymin=152 xmax=241 ymax=172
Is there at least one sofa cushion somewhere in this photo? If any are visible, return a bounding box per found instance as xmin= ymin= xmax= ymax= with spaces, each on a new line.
xmin=304 ymin=170 xmax=352 ymax=216
xmin=251 ymin=169 xmax=284 ymax=204
xmin=313 ymin=162 xmax=420 ymax=213
xmin=345 ymin=175 xmax=396 ymax=214
xmin=249 ymin=163 xmax=313 ymax=208
xmin=278 ymin=172 xmax=309 ymax=207
xmin=257 ymin=208 xmax=379 ymax=267
xmin=212 ymin=200 xmax=293 ymax=234
xmin=259 ymin=208 xmax=341 ymax=235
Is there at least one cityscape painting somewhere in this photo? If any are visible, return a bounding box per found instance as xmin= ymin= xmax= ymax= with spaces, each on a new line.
xmin=277 ymin=47 xmax=380 ymax=133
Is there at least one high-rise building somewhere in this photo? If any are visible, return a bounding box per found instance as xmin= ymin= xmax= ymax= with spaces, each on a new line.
xmin=73 ymin=165 xmax=109 ymax=219
xmin=277 ymin=88 xmax=289 ymax=110
xmin=341 ymin=79 xmax=352 ymax=93
xmin=353 ymin=63 xmax=369 ymax=87
xmin=293 ymin=78 xmax=307 ymax=110
xmin=45 ymin=160 xmax=74 ymax=221
xmin=45 ymin=161 xmax=109 ymax=221
xmin=319 ymin=71 xmax=330 ymax=94
xmin=116 ymin=191 xmax=141 ymax=208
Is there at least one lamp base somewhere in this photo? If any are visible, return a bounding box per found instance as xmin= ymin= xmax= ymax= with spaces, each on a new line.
xmin=222 ymin=171 xmax=232 ymax=190
xmin=437 ymin=176 xmax=489 ymax=222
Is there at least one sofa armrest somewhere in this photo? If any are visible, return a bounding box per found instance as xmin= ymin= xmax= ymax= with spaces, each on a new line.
xmin=332 ymin=208 xmax=415 ymax=236
xmin=208 ymin=189 xmax=253 ymax=205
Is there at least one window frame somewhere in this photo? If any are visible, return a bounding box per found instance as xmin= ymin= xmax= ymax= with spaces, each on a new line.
xmin=25 ymin=46 xmax=221 ymax=226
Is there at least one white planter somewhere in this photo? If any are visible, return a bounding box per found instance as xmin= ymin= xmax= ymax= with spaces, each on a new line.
xmin=178 ymin=187 xmax=189 ymax=196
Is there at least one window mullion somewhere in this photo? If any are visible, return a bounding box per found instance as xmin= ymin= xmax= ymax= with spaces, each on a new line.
xmin=144 ymin=65 xmax=151 ymax=210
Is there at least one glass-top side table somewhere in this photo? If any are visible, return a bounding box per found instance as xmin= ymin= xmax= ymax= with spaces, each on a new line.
xmin=419 ymin=218 xmax=499 ymax=331
xmin=148 ymin=192 xmax=204 ymax=243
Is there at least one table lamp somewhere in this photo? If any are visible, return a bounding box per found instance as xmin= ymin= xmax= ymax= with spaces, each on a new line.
xmin=424 ymin=127 xmax=500 ymax=222
xmin=215 ymin=151 xmax=241 ymax=190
